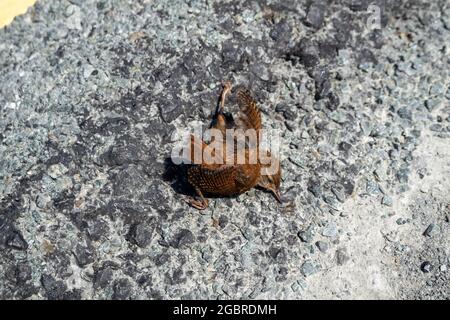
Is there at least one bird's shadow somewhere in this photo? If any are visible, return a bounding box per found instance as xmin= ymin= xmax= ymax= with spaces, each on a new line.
xmin=162 ymin=157 xmax=233 ymax=200
xmin=162 ymin=157 xmax=195 ymax=197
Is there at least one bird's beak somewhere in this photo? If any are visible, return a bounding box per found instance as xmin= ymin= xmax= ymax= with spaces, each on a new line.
xmin=272 ymin=189 xmax=282 ymax=203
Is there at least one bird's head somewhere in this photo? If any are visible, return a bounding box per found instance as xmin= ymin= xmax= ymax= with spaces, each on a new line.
xmin=257 ymin=159 xmax=282 ymax=203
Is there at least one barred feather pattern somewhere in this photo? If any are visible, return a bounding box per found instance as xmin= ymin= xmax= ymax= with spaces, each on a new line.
xmin=188 ymin=162 xmax=260 ymax=197
xmin=237 ymin=89 xmax=261 ymax=131
xmin=187 ymin=165 xmax=238 ymax=196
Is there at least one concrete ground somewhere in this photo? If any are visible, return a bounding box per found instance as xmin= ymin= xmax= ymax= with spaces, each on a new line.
xmin=0 ymin=0 xmax=449 ymax=299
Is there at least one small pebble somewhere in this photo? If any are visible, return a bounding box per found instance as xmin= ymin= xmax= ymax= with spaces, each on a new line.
xmin=382 ymin=195 xmax=393 ymax=206
xmin=335 ymin=249 xmax=350 ymax=266
xmin=315 ymin=241 xmax=329 ymax=253
xmin=423 ymin=223 xmax=439 ymax=237
xmin=301 ymin=261 xmax=318 ymax=277
xmin=421 ymin=261 xmax=433 ymax=273
xmin=322 ymin=223 xmax=338 ymax=238
xmin=298 ymin=228 xmax=314 ymax=243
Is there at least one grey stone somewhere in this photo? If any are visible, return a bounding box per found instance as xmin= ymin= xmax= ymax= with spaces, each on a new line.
xmin=315 ymin=241 xmax=329 ymax=253
xmin=307 ymin=179 xmax=322 ymax=198
xmin=429 ymin=124 xmax=443 ymax=132
xmin=423 ymin=223 xmax=439 ymax=237
xmin=329 ymin=111 xmax=348 ymax=124
xmin=331 ymin=185 xmax=346 ymax=203
xmin=370 ymin=125 xmax=387 ymax=137
xmin=86 ymin=219 xmax=109 ymax=242
xmin=113 ymin=165 xmax=147 ymax=197
xmin=8 ymin=263 xmax=32 ymax=285
xmin=170 ymin=229 xmax=195 ymax=248
xmin=396 ymin=168 xmax=410 ymax=183
xmin=250 ymin=63 xmax=271 ymax=82
xmin=65 ymin=5 xmax=82 ymax=30
xmin=323 ymin=195 xmax=338 ymax=206
xmin=298 ymin=227 xmax=314 ymax=243
xmin=269 ymin=247 xmax=287 ymax=264
xmin=83 ymin=64 xmax=96 ymax=79
xmin=41 ymin=274 xmax=67 ymax=300
xmin=338 ymin=141 xmax=352 ymax=152
xmin=425 ymin=99 xmax=440 ymax=111
xmin=421 ymin=261 xmax=433 ymax=273
xmin=113 ymin=278 xmax=132 ymax=300
xmin=73 ymin=244 xmax=95 ymax=267
xmin=289 ymin=39 xmax=320 ymax=68
xmin=335 ymin=249 xmax=350 ymax=266
xmin=269 ymin=20 xmax=292 ymax=42
xmin=47 ymin=163 xmax=68 ymax=179
xmin=366 ymin=180 xmax=380 ymax=195
xmin=127 ymin=222 xmax=155 ymax=248
xmin=322 ymin=223 xmax=338 ymax=238
xmin=397 ymin=107 xmax=412 ymax=120
xmin=218 ymin=215 xmax=228 ymax=229
xmin=94 ymin=266 xmax=114 ymax=289
xmin=305 ymin=4 xmax=325 ymax=29
xmin=6 ymin=231 xmax=28 ymax=251
xmin=301 ymin=261 xmax=318 ymax=277
xmin=382 ymin=196 xmax=393 ymax=206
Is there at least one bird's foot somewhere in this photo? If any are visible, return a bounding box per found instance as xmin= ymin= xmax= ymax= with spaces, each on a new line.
xmin=186 ymin=196 xmax=209 ymax=210
xmin=222 ymin=80 xmax=232 ymax=92
xmin=219 ymin=81 xmax=232 ymax=112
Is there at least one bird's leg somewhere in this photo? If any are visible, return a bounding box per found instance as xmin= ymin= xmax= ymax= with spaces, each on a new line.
xmin=186 ymin=187 xmax=209 ymax=210
xmin=219 ymin=81 xmax=232 ymax=114
xmin=209 ymin=82 xmax=232 ymax=158
xmin=212 ymin=81 xmax=232 ymax=133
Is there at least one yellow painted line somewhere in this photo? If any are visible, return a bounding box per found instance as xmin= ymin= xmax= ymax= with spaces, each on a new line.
xmin=0 ymin=0 xmax=37 ymax=28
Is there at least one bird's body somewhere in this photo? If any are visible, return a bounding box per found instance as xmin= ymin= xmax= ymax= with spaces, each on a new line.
xmin=185 ymin=82 xmax=281 ymax=210
xmin=187 ymin=149 xmax=261 ymax=197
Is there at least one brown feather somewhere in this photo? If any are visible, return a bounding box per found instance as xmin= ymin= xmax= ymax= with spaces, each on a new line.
xmin=237 ymin=89 xmax=262 ymax=132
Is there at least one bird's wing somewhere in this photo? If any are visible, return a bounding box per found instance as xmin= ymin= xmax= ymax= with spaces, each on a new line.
xmin=236 ymin=89 xmax=262 ymax=131
xmin=187 ymin=164 xmax=238 ymax=195
xmin=182 ymin=134 xmax=225 ymax=165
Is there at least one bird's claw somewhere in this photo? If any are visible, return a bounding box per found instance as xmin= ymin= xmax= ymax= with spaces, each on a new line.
xmin=185 ymin=196 xmax=209 ymax=210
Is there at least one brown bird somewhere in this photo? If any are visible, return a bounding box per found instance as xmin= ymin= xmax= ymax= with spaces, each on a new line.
xmin=185 ymin=82 xmax=281 ymax=210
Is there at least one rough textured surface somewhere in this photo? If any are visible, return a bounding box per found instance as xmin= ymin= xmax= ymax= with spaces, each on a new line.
xmin=0 ymin=0 xmax=449 ymax=300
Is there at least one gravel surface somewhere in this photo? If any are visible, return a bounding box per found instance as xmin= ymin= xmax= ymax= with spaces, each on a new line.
xmin=0 ymin=0 xmax=449 ymax=300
